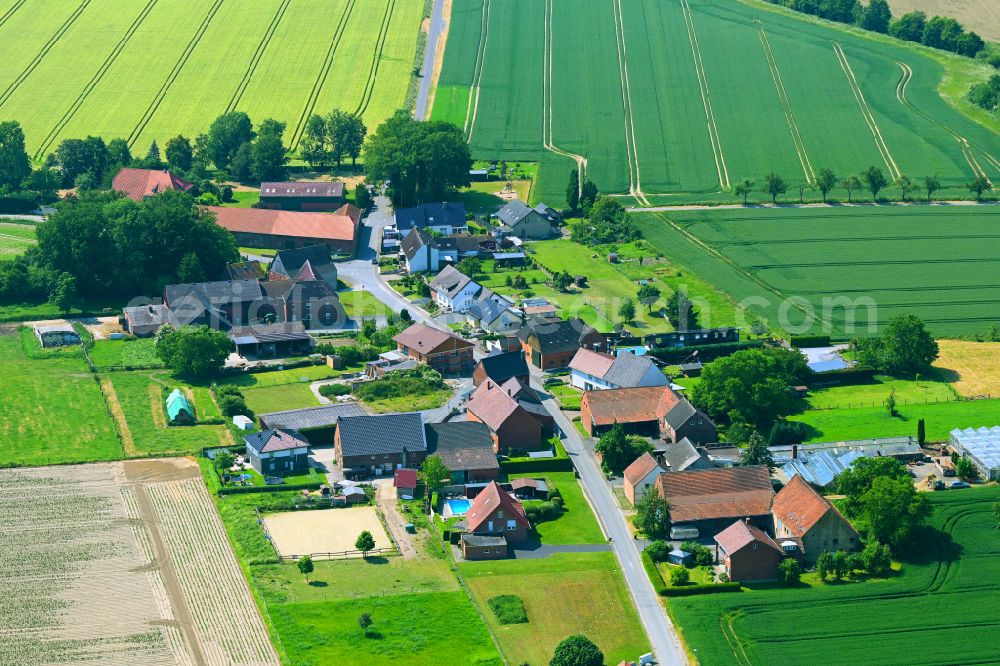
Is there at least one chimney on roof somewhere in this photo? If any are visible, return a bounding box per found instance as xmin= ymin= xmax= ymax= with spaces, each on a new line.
xmin=792 ymin=444 xmax=798 ymax=460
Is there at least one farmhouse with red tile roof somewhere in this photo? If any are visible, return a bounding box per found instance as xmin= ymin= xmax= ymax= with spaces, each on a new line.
xmin=772 ymin=475 xmax=860 ymax=563
xmin=714 ymin=519 xmax=784 ymax=582
xmin=208 ymin=204 xmax=361 ymax=257
xmin=112 ymin=168 xmax=193 ymax=201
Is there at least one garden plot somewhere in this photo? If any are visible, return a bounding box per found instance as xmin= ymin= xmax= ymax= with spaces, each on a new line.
xmin=263 ymin=506 xmax=391 ymax=558
xmin=0 ymin=459 xmax=278 ymax=666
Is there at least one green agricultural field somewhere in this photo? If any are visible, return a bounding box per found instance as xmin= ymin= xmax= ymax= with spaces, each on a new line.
xmin=88 ymin=337 xmax=163 ymax=369
xmin=0 ymin=0 xmax=424 ymax=157
xmin=0 ymin=221 xmax=35 ymax=262
xmin=669 ymin=488 xmax=1000 ymax=665
xmin=634 ymin=206 xmax=1000 ymax=337
xmin=434 ymin=0 xmax=1000 ymax=205
xmin=0 ymin=328 xmax=122 ymax=466
xmin=460 ymin=552 xmax=650 ymax=665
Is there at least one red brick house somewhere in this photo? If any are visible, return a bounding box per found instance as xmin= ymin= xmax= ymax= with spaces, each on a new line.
xmin=772 ymin=475 xmax=861 ymax=564
xmin=517 ymin=317 xmax=607 ymax=370
xmin=112 ymin=168 xmax=193 ymax=201
xmin=623 ymin=452 xmax=665 ymax=505
xmin=655 ymin=389 xmax=717 ymax=445
xmin=466 ymin=379 xmax=554 ymax=453
xmin=473 ymin=350 xmax=530 ymax=387
xmin=392 ymin=323 xmax=475 ymax=375
xmin=580 ymin=385 xmax=666 ymax=437
xmin=208 ymin=204 xmax=361 ymax=256
xmin=656 ymin=465 xmax=775 ymax=535
xmin=714 ymin=519 xmax=784 ymax=582
xmin=461 ymin=481 xmax=531 ymax=560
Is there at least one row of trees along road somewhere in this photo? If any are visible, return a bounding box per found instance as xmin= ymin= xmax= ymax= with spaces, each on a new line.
xmin=734 ymin=166 xmax=993 ymax=205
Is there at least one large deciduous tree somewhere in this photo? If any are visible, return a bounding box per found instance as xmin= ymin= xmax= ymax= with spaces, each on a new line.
xmin=550 ymin=635 xmax=604 ymax=666
xmin=863 ymin=166 xmax=887 ymax=201
xmin=816 ymin=168 xmax=837 ymax=202
xmin=154 ymin=324 xmax=234 ymax=381
xmin=0 ymin=121 xmax=31 ymax=189
xmin=634 ymin=491 xmax=671 ymax=539
xmin=594 ymin=423 xmax=652 ymax=475
xmin=363 ymin=111 xmax=471 ymax=206
xmin=207 ymin=111 xmax=254 ymax=169
xmin=691 ymin=346 xmax=811 ymax=427
xmin=165 ymin=135 xmax=194 ymax=172
xmin=765 ymin=172 xmax=787 ymax=203
xmin=851 ymin=314 xmax=938 ymax=376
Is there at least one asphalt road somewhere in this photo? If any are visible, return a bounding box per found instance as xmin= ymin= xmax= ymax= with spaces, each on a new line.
xmin=532 ymin=370 xmax=689 ymax=665
xmin=414 ymin=0 xmax=447 ymax=120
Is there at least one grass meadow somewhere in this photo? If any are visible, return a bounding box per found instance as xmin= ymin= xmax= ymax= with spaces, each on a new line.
xmin=513 ymin=471 xmax=605 ymax=545
xmin=0 ymin=329 xmax=122 ymax=466
xmin=434 ymin=0 xmax=1000 ymax=205
xmin=634 ymin=206 xmax=1000 ymax=338
xmin=0 ymin=0 xmax=424 ymax=156
xmin=0 ymin=221 xmax=35 ymax=262
xmin=459 ymin=552 xmax=650 ymax=665
xmin=668 ymin=488 xmax=1000 ymax=665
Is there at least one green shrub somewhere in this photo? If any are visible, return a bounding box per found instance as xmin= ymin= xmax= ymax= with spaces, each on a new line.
xmin=487 ymin=595 xmax=528 ymax=625
xmin=790 ymin=335 xmax=831 ymax=348
xmin=641 ymin=550 xmax=668 ymax=595
xmin=645 ymin=540 xmax=670 ymax=563
xmin=680 ymin=541 xmax=714 ymax=567
xmin=670 ymin=566 xmax=690 ymax=586
xmin=318 ymin=383 xmax=352 ymax=398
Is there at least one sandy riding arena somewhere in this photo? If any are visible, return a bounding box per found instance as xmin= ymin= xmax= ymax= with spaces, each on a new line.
xmin=0 ymin=459 xmax=278 ymax=666
xmin=263 ymin=506 xmax=392 ymax=559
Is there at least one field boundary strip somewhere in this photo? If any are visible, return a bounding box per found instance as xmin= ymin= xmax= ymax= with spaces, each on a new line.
xmin=225 ymin=0 xmax=292 ymax=117
xmin=542 ymin=0 xmax=587 ymax=187
xmin=0 ymin=0 xmax=92 ymax=109
xmin=464 ymin=0 xmax=491 ymax=143
xmin=755 ymin=20 xmax=815 ymax=183
xmin=351 ymin=0 xmax=397 ymax=118
xmin=679 ymin=0 xmax=729 ymax=190
xmin=289 ymin=0 xmax=357 ymax=149
xmin=832 ymin=42 xmax=901 ymax=180
xmin=33 ymin=0 xmax=159 ymax=160
xmin=125 ymin=0 xmax=226 ymax=148
xmin=0 ymin=0 xmax=25 ymax=30
xmin=612 ymin=0 xmax=647 ymax=204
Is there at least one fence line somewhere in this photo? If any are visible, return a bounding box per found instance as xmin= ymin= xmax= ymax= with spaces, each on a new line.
xmin=274 ymin=547 xmax=396 ymax=561
xmin=806 ymin=394 xmax=992 ymax=412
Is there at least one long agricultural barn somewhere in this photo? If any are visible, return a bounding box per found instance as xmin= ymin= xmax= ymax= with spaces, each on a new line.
xmin=207 ymin=205 xmax=361 ymax=257
xmin=949 ymin=427 xmax=1000 ymax=480
xmin=259 ymin=182 xmax=345 ymax=211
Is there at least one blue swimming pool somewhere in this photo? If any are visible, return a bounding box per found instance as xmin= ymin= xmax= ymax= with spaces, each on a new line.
xmin=445 ymin=498 xmax=471 ymax=516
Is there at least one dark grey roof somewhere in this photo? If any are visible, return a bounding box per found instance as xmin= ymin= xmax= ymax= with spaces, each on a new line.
xmin=429 ymin=265 xmax=475 ymax=298
xmin=496 ymin=200 xmax=533 ymax=227
xmin=518 ymin=317 xmax=600 ymax=354
xmin=665 ymin=399 xmax=698 ymax=429
xmin=245 ymin=429 xmax=310 ymax=454
xmin=124 ymin=303 xmax=172 ymax=327
xmin=477 ymin=351 xmax=529 ymax=385
xmin=603 ymin=351 xmax=659 ymax=388
xmin=394 ymin=202 xmax=467 ymax=232
xmin=462 ymin=534 xmax=507 ymax=547
xmin=259 ymin=403 xmax=368 ymax=431
xmin=270 ymin=245 xmax=336 ymax=277
xmin=533 ymin=203 xmax=560 ymax=221
xmin=448 ymin=234 xmax=490 ymax=253
xmin=426 ymin=422 xmax=498 ymax=472
xmin=164 ymin=279 xmax=262 ymax=306
xmin=337 ymin=412 xmax=427 ymax=457
xmin=662 ymin=437 xmax=711 ymax=472
xmin=229 ymin=321 xmax=310 ymax=345
xmin=401 ymin=228 xmax=430 ymax=261
xmin=260 ymin=181 xmax=344 ymax=198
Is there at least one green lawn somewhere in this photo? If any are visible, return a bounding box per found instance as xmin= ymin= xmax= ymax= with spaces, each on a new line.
xmin=89 ymin=338 xmax=163 ymax=369
xmin=241 ymin=382 xmax=321 ymax=414
xmin=363 ymin=388 xmax=452 ymax=414
xmin=0 ymin=330 xmax=122 ymax=466
xmin=513 ymin=471 xmax=604 ymax=545
xmin=789 ymin=397 xmax=1000 ymax=444
xmin=105 ymin=371 xmax=229 ymax=455
xmin=805 ymin=374 xmax=957 ymax=410
xmin=548 ymin=383 xmax=582 ymax=410
xmin=224 ymin=191 xmax=261 ymax=208
xmin=459 ymin=552 xmax=649 ymax=665
xmin=668 ymin=488 xmax=1000 ymax=665
xmin=0 ymin=221 xmax=35 ymax=262
xmin=340 ymin=289 xmax=395 ymax=319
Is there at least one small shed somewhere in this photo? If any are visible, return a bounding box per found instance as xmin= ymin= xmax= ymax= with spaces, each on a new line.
xmin=166 ymin=389 xmax=195 ymax=425
xmin=232 ymin=415 xmax=254 ymax=430
xmin=667 ymin=548 xmax=692 ymax=566
xmin=394 ymin=468 xmax=419 ymax=497
xmin=608 ymin=253 xmax=618 ymax=263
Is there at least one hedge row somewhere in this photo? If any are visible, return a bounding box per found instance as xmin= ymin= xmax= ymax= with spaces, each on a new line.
xmin=641 ymin=550 xmax=669 ymax=595
xmin=218 ymin=481 xmax=323 ymax=496
xmin=500 ymin=440 xmax=573 ymax=473
xmin=661 ymin=582 xmax=742 ymax=597
xmin=649 ymin=340 xmax=764 ymax=364
xmin=790 ymin=335 xmax=831 ymax=348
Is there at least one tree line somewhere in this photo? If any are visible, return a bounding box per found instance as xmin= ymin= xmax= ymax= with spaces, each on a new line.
xmin=765 ymin=0 xmax=990 ymax=61
xmin=734 ymin=165 xmax=992 ymax=205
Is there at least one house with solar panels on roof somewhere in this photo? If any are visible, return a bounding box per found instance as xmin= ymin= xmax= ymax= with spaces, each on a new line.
xmin=772 ymin=437 xmax=921 ymax=488
xmin=259 ymin=181 xmax=344 ymax=211
xmin=244 ymin=429 xmax=311 ymax=476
